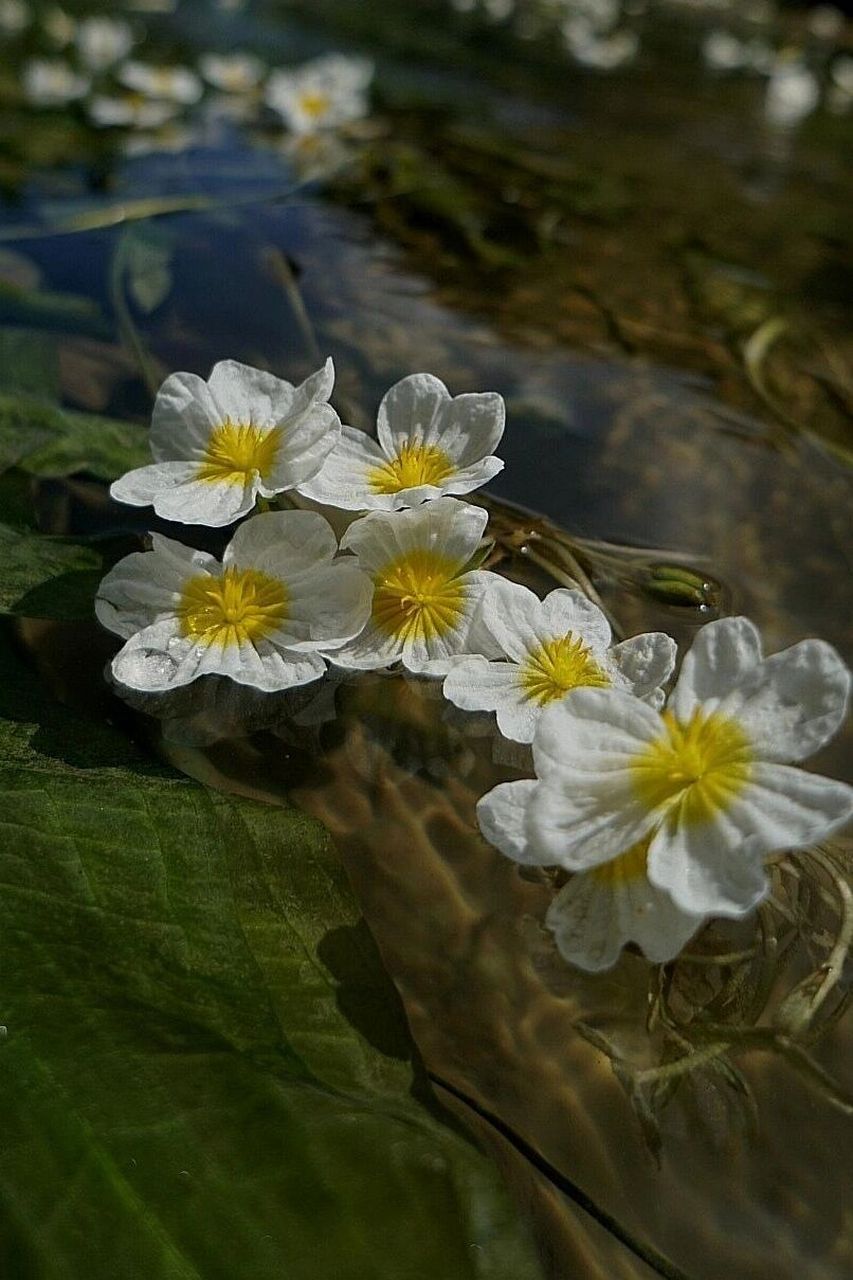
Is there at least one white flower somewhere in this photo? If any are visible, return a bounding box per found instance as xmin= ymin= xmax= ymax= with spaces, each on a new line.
xmin=75 ymin=16 xmax=134 ymax=72
xmin=479 ymin=617 xmax=853 ymax=924
xmin=564 ymin=23 xmax=640 ymax=71
xmin=42 ymin=7 xmax=76 ymax=48
xmin=483 ymin=0 xmax=515 ymax=21
xmin=828 ymin=55 xmax=853 ymax=113
xmin=23 ymin=59 xmax=89 ymax=106
xmin=117 ymin=61 xmax=203 ymax=105
xmin=265 ymin=53 xmax=373 ymax=134
xmin=764 ymin=58 xmax=820 ymax=129
xmin=110 ymin=358 xmax=341 ymax=528
xmin=332 ymin=497 xmax=497 ymax=674
xmin=565 ymin=0 xmax=621 ymax=28
xmin=96 ymin=510 xmax=372 ymax=693
xmin=0 ymin=0 xmax=28 ymax=36
xmin=702 ymin=30 xmax=746 ymax=72
xmin=444 ymin=578 xmax=676 ymax=743
xmin=88 ymin=95 xmax=179 ymax=129
xmin=832 ymin=55 xmax=853 ymax=95
xmin=478 ymin=781 xmax=706 ymax=971
xmin=808 ymin=5 xmax=844 ymax=42
xmin=199 ymin=52 xmax=264 ymax=94
xmin=299 ymin=373 xmax=505 ymax=511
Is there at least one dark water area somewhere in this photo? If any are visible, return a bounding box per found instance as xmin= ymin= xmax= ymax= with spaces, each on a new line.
xmin=1 ymin=2 xmax=852 ymax=1278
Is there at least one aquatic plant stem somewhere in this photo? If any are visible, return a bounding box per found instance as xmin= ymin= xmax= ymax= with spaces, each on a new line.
xmin=261 ymin=246 xmax=323 ymax=366
xmin=429 ymin=1072 xmax=696 ymax=1280
xmin=109 ymin=230 xmax=160 ymax=400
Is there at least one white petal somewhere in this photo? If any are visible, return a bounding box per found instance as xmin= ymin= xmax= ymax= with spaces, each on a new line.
xmin=494 ymin=697 xmax=542 ymax=745
xmin=436 ymin=391 xmax=506 ymax=466
xmin=377 ymin=375 xmax=505 ymax=467
xmin=532 ymin=687 xmax=663 ymax=784
xmin=376 ymin=373 xmax=451 ymax=456
xmin=110 ymin=619 xmax=326 ymax=693
xmin=110 ymin=619 xmax=198 ymax=691
xmin=294 ymin=424 xmax=387 ymax=510
xmin=649 ymin=762 xmax=853 ymax=917
xmin=479 ymin=578 xmax=547 ymax=661
xmin=476 ymin=779 xmax=540 ymax=863
xmin=444 ymin=656 xmax=543 ymax=742
xmin=261 ymin=403 xmax=341 ymax=492
xmin=670 ymin=616 xmax=763 ymax=720
xmin=443 ymin=655 xmax=516 ymax=706
xmin=375 ymin=482 xmax=464 ymax=510
xmin=95 ymin=535 xmax=216 ymax=638
xmin=546 ymin=870 xmax=703 ymax=972
xmin=525 ymin=689 xmax=665 ymax=868
xmin=328 ymin=619 xmax=404 ymax=671
xmin=723 ymin=639 xmax=851 ymax=762
xmin=149 ymin=533 xmax=220 ymax=573
xmin=726 ymin=763 xmax=853 ymax=852
xmin=228 ymin=641 xmax=327 ymax=693
xmin=153 ymin=475 xmax=258 ymax=527
xmin=224 ymin=509 xmax=338 ymax=575
xmin=341 ymin=497 xmax=488 ymax=573
xmin=150 ymin=371 xmax=219 ymax=462
xmin=206 ymin=359 xmax=281 ymax=424
xmin=207 ymin=356 xmax=334 ymax=425
xmin=540 ymin=588 xmax=612 ymax=651
xmin=110 ymin=462 xmax=199 ymax=507
xmin=528 ymin=777 xmax=657 ymax=871
xmin=274 ymin=561 xmax=373 ymax=651
xmin=442 ymin=456 xmax=505 ymax=496
xmin=288 ymin=357 xmax=335 ymax=411
xmin=608 ymin=631 xmax=677 ymax=699
xmin=647 ymin=820 xmax=769 ymax=918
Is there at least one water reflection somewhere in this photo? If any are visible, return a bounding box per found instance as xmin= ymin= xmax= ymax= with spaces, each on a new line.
xmin=98 ymin=626 xmax=851 ymax=1280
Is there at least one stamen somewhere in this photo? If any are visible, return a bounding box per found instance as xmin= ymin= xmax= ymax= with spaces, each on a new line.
xmin=196 ymin=419 xmax=282 ymax=486
xmin=631 ymin=709 xmax=752 ymax=826
xmin=371 ymin=549 xmax=465 ymax=643
xmin=519 ymin=633 xmax=609 ymax=705
xmin=178 ymin=567 xmax=288 ymax=647
xmin=369 ymin=441 xmax=455 ymax=495
xmin=299 ymin=90 xmax=331 ymax=119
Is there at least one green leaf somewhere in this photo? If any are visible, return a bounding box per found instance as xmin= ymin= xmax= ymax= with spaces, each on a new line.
xmin=0 ymin=629 xmax=544 ymax=1279
xmin=0 ymin=523 xmax=103 ymax=618
xmin=0 ymin=277 xmax=111 ymax=338
xmin=0 ymin=392 xmax=148 ymax=481
xmin=124 ymin=226 xmax=174 ymax=315
xmin=0 ymin=328 xmax=60 ymax=400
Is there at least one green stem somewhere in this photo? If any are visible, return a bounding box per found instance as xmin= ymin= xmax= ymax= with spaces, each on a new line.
xmin=109 ymin=231 xmax=160 ymax=400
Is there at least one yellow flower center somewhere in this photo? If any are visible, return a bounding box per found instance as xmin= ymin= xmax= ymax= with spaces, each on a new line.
xmin=519 ymin=633 xmax=609 ymax=705
xmin=590 ymin=836 xmax=650 ymax=886
xmin=196 ymin=420 xmax=283 ymax=486
xmin=223 ymin=68 xmax=245 ymax=91
xmin=368 ymin=442 xmax=455 ymax=495
xmin=178 ymin=567 xmax=288 ymax=648
xmin=371 ymin=549 xmax=465 ymax=643
xmin=299 ymin=89 xmax=331 ymax=119
xmin=631 ymin=709 xmax=752 ymax=827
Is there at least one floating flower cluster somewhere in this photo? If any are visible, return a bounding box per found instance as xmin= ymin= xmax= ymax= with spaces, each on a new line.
xmin=445 ymin=0 xmax=852 ymax=122
xmin=100 ymin=353 xmax=853 ymax=976
xmin=9 ymin=8 xmax=374 ymax=147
